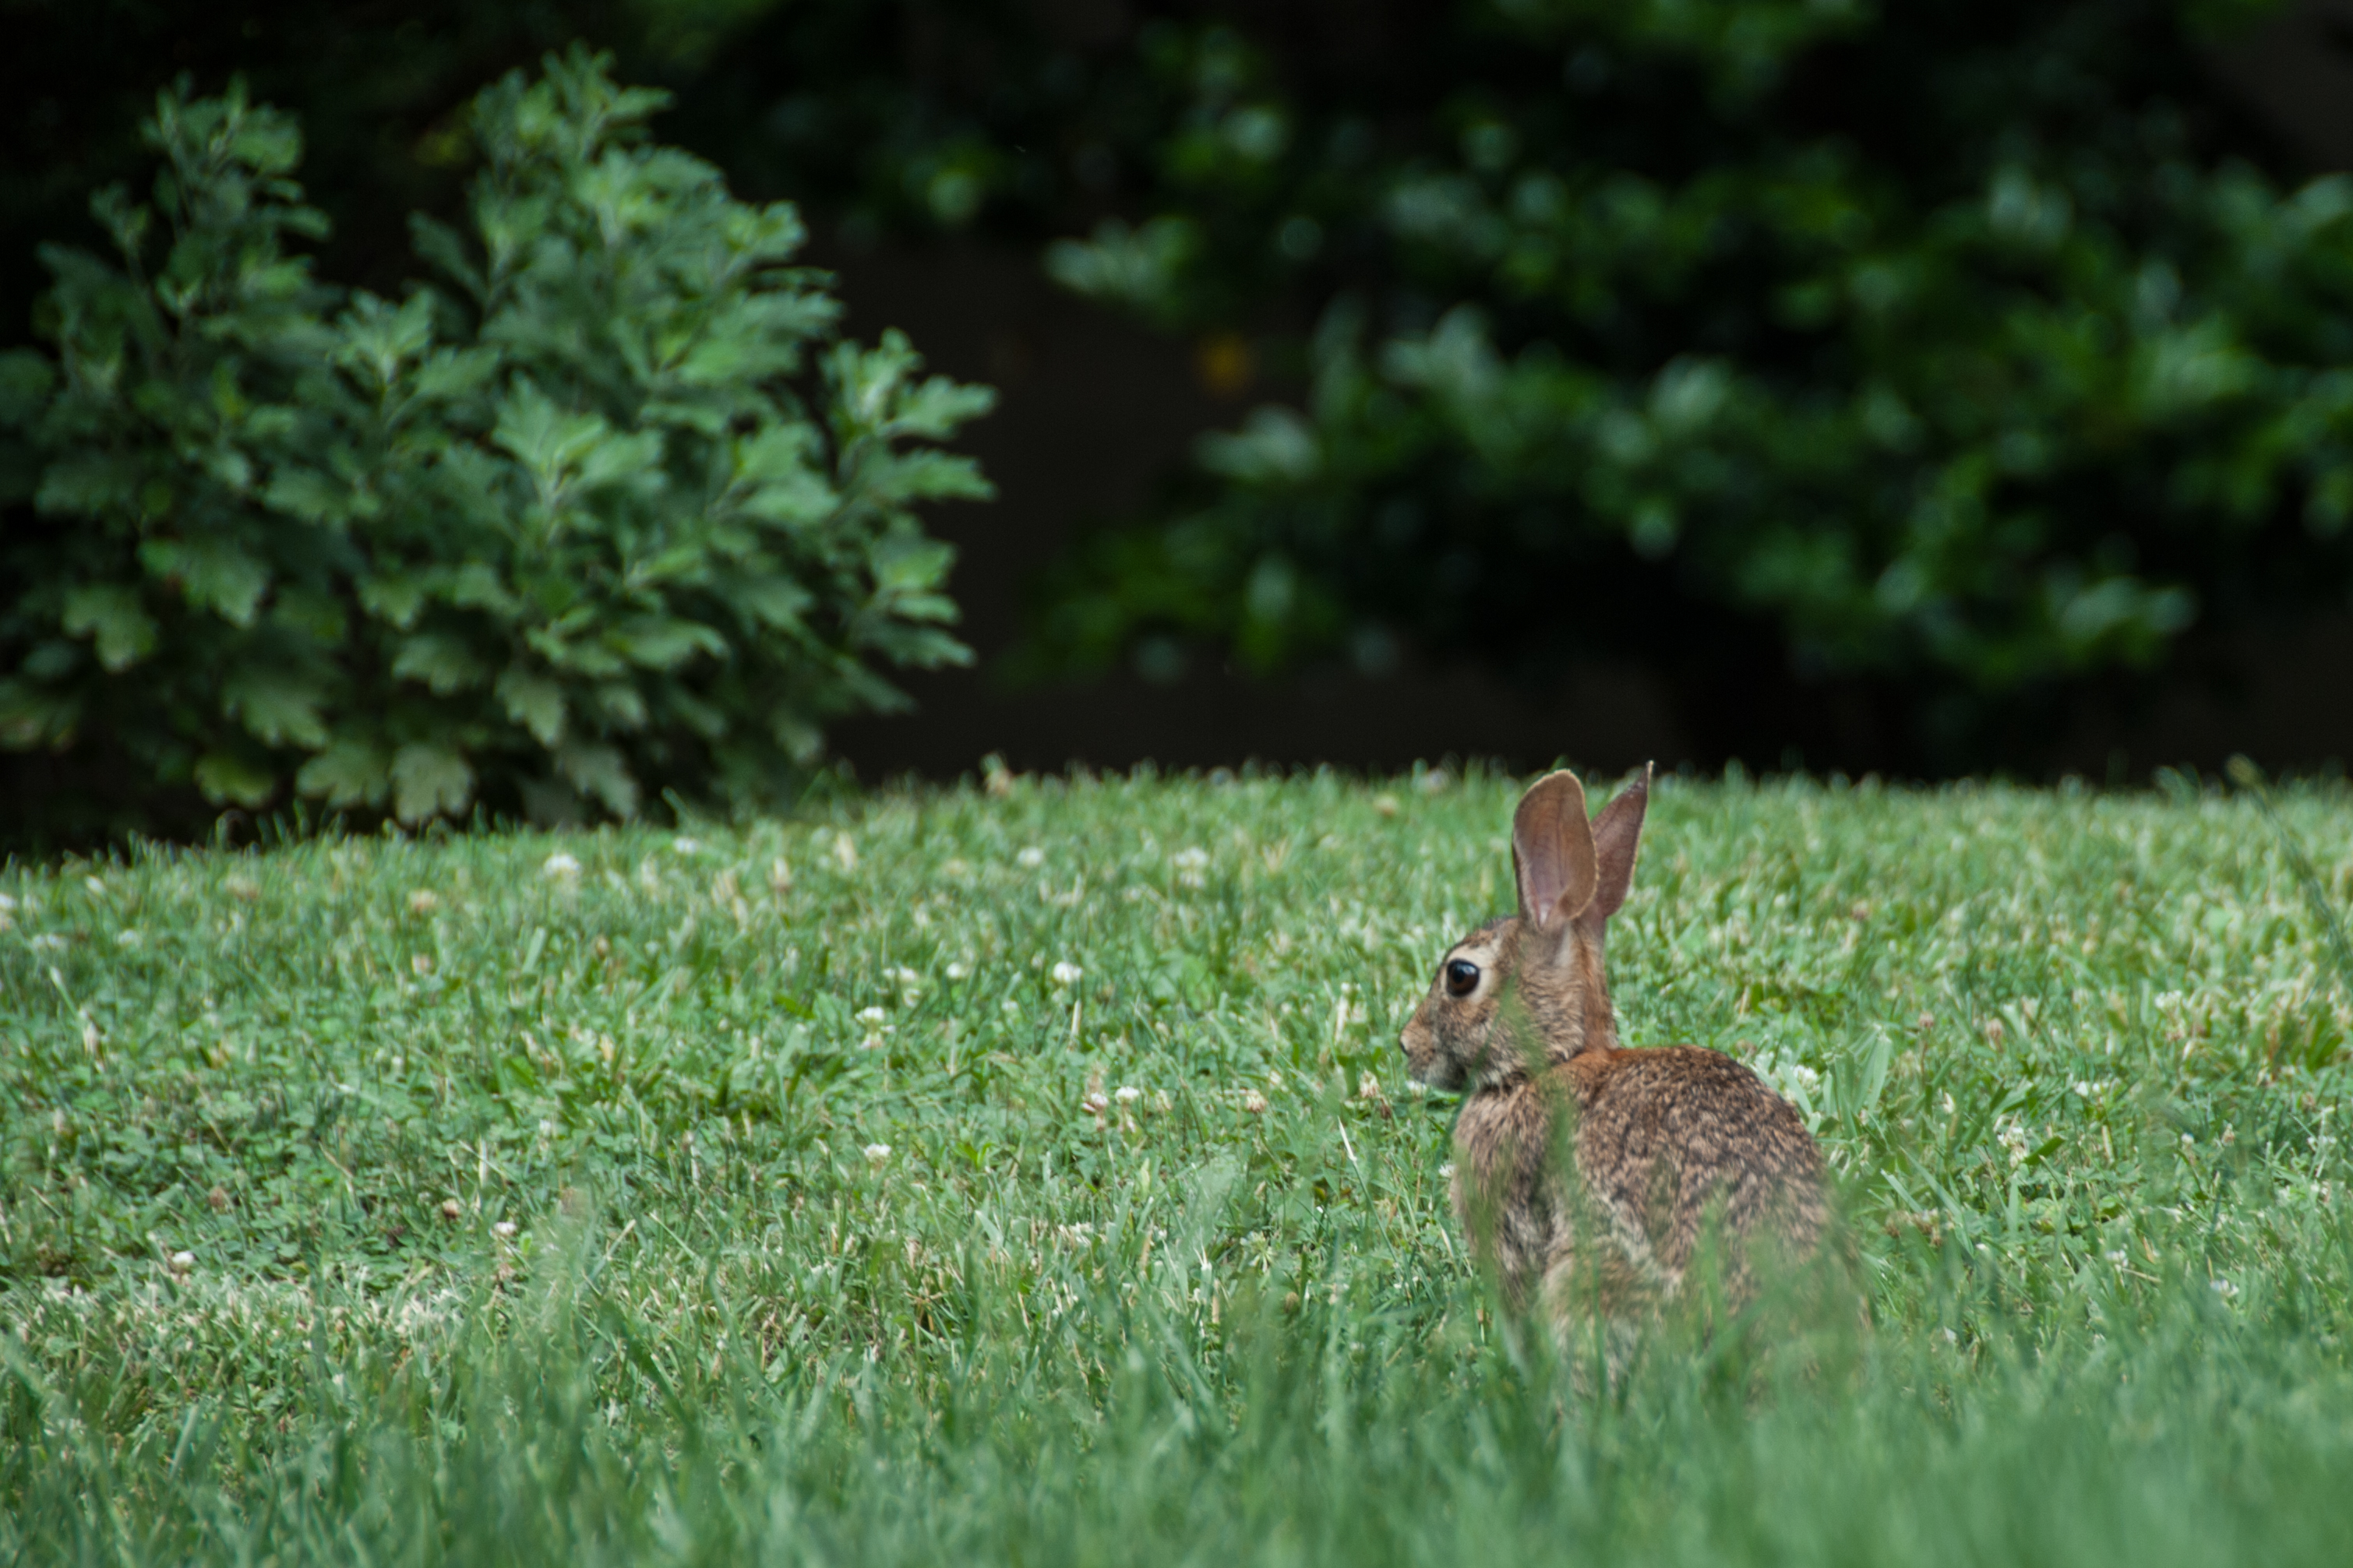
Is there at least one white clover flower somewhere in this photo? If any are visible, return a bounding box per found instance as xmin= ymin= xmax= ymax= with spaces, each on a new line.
xmin=1114 ymin=1085 xmax=1141 ymax=1105
xmin=1172 ymin=847 xmax=1209 ymax=889
xmin=1438 ymin=1163 xmax=1455 ymax=1180
xmin=890 ymin=966 xmax=922 ymax=987
xmin=1240 ymin=1090 xmax=1268 ymax=1115
xmin=2211 ymin=1277 xmax=2238 ymax=1299
xmin=492 ymin=1221 xmax=518 ymax=1239
xmin=1082 ymin=1090 xmax=1110 ymax=1115
xmin=407 ymin=890 xmax=439 ymax=913
xmin=946 ymin=961 xmax=971 ymax=981
xmin=168 ymin=1250 xmax=195 ymax=1274
xmin=2106 ymin=1249 xmax=2129 ymax=1265
xmin=1017 ymin=846 xmax=1046 ymax=868
xmin=1357 ymin=1071 xmax=1383 ymax=1101
xmin=1997 ymin=1120 xmax=2031 ymax=1167
xmin=543 ymin=852 xmax=582 ymax=878
xmin=1051 ymin=961 xmax=1084 ymax=987
xmin=855 ymin=1006 xmax=890 ymax=1026
xmin=671 ymin=836 xmax=702 ymax=855
xmin=863 ymin=1143 xmax=893 ymax=1167
xmin=1001 ymin=998 xmax=1021 ymax=1014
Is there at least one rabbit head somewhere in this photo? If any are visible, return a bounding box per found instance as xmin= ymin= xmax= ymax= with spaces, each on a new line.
xmin=1400 ymin=765 xmax=1651 ymax=1092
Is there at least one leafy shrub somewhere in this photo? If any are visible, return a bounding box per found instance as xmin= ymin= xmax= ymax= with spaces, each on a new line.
xmin=1014 ymin=2 xmax=2353 ymax=765
xmin=664 ymin=0 xmax=2353 ymax=770
xmin=0 ymin=48 xmax=993 ymax=833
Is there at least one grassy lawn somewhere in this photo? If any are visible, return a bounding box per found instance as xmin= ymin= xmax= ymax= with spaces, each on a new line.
xmin=6 ymin=765 xmax=2353 ymax=1563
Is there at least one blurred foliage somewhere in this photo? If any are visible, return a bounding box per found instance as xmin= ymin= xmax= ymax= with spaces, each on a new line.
xmin=0 ymin=50 xmax=991 ymax=841
xmin=694 ymin=0 xmax=2353 ymax=768
xmin=9 ymin=2 xmax=2353 ymax=771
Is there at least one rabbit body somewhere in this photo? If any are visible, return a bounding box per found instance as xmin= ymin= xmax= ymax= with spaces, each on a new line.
xmin=1402 ymin=767 xmax=1826 ymax=1320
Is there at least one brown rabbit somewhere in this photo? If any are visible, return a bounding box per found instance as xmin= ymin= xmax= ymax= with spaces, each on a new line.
xmin=1399 ymin=765 xmax=1827 ymax=1330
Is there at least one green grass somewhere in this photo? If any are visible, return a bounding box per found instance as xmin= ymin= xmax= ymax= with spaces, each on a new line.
xmin=7 ymin=764 xmax=2353 ymax=1563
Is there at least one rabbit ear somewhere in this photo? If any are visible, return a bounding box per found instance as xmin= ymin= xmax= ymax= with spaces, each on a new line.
xmin=1512 ymin=770 xmax=1599 ymax=932
xmin=1585 ymin=763 xmax=1653 ymax=924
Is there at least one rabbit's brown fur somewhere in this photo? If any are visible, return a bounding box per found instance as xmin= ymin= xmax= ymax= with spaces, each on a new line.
xmin=1400 ymin=766 xmax=1826 ymax=1323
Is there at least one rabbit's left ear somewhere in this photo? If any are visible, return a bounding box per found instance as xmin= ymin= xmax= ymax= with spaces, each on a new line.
xmin=1513 ymin=770 xmax=1598 ymax=932
xmin=1586 ymin=763 xmax=1653 ymax=923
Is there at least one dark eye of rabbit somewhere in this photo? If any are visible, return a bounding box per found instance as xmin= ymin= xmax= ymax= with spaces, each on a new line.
xmin=1445 ymin=958 xmax=1480 ymax=997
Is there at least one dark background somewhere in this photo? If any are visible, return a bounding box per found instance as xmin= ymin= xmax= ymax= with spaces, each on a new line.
xmin=8 ymin=0 xmax=2353 ymax=788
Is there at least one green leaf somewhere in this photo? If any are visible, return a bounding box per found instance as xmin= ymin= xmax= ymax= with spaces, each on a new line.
xmin=595 ymin=682 xmax=650 ymax=730
xmin=194 ymin=751 xmax=277 ymax=807
xmin=61 ymin=586 xmax=158 ymax=671
xmin=392 ymin=633 xmax=489 ymax=694
xmin=609 ymin=615 xmax=725 ymax=671
xmin=492 ymin=380 xmax=610 ymax=502
xmin=37 ymin=454 xmax=143 ymax=519
xmin=411 ymin=345 xmax=500 ymax=403
xmin=496 ymin=667 xmax=568 ymax=746
xmin=556 ymin=741 xmax=640 ymax=817
xmin=576 ymin=427 xmax=665 ymax=493
xmin=390 ymin=743 xmax=474 ymax=823
xmin=527 ymin=629 xmax=628 ymax=678
xmin=358 ymin=573 xmax=428 ymax=630
xmin=142 ymin=537 xmax=271 ymax=626
xmin=410 ymin=214 xmax=486 ymax=305
xmin=263 ymin=467 xmax=351 ymax=525
xmin=736 ymin=575 xmax=813 ymax=629
xmin=333 ymin=290 xmax=436 ymax=390
xmin=222 ymin=667 xmax=330 ymax=747
xmin=1042 ymin=217 xmax=1200 ymax=325
xmin=450 ymin=562 xmax=517 ymax=615
xmin=872 ymin=537 xmax=956 ymax=594
xmin=295 ymin=738 xmax=390 ymax=808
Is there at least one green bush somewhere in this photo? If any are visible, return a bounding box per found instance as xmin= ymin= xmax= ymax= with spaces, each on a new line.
xmin=0 ymin=48 xmax=993 ymax=834
xmin=672 ymin=0 xmax=2353 ymax=768
xmin=1014 ymin=2 xmax=2353 ymax=764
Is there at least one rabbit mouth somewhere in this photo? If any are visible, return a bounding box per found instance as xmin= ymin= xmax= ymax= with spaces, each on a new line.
xmin=1400 ymin=1034 xmax=1468 ymax=1091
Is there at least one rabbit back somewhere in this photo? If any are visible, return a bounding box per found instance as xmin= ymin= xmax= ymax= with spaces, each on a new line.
xmin=1558 ymin=1045 xmax=1826 ymax=1302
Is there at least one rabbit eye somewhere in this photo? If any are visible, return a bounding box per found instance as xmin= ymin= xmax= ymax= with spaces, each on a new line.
xmin=1444 ymin=958 xmax=1480 ymax=997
